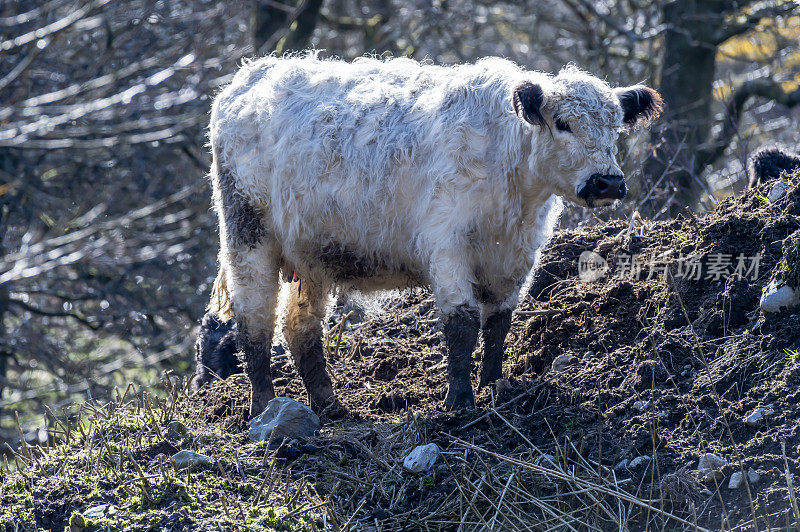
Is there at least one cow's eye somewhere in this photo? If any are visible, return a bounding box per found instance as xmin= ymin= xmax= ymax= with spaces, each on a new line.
xmin=555 ymin=118 xmax=571 ymax=132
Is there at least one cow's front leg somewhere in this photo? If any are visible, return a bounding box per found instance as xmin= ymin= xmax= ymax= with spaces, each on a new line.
xmin=479 ymin=308 xmax=512 ymax=387
xmin=441 ymin=305 xmax=480 ymax=410
xmin=431 ymin=252 xmax=481 ymax=410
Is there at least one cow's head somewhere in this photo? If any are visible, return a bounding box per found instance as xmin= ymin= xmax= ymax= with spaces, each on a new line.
xmin=513 ymin=65 xmax=662 ymax=208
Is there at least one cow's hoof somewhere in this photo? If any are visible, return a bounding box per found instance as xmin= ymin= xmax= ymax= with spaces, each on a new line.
xmin=444 ymin=383 xmax=475 ymax=411
xmin=478 ymin=367 xmax=502 ymax=388
xmin=311 ymin=395 xmax=349 ymax=422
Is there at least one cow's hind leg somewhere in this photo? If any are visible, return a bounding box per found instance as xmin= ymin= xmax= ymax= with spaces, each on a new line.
xmin=284 ymin=279 xmax=346 ymax=419
xmin=225 ymin=242 xmax=281 ymax=418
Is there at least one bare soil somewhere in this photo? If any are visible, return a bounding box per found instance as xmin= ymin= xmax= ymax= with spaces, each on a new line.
xmin=182 ymin=172 xmax=800 ymax=530
xmin=5 ymin=174 xmax=800 ymax=531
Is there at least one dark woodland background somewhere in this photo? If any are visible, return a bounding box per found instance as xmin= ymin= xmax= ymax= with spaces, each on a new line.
xmin=1 ymin=0 xmax=798 ymax=446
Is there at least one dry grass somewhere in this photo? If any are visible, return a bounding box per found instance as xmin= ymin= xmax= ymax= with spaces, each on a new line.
xmin=8 ymin=372 xmax=793 ymax=531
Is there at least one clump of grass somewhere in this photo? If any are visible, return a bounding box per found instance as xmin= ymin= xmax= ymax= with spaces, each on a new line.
xmin=0 ymin=374 xmax=327 ymax=531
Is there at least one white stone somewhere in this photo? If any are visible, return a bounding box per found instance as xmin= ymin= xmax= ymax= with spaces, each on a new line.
xmin=633 ymin=400 xmax=650 ymax=412
xmin=768 ymin=180 xmax=789 ymax=203
xmin=171 ymin=450 xmax=212 ymax=469
xmin=747 ymin=468 xmax=760 ymax=484
xmin=744 ymin=404 xmax=774 ymax=426
xmin=83 ymin=504 xmax=117 ymax=518
xmin=630 ymin=455 xmax=651 ymax=469
xmin=760 ymin=279 xmax=800 ymax=313
xmin=248 ymin=397 xmax=321 ymax=445
xmin=552 ymin=354 xmax=576 ymax=372
xmin=403 ymin=443 xmax=440 ymax=473
xmin=728 ymin=471 xmax=743 ymax=489
xmin=698 ymin=453 xmax=727 ymax=471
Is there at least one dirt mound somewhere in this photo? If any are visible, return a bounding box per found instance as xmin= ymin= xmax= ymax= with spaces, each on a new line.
xmin=503 ymin=172 xmax=800 ymax=527
xmin=179 ymin=173 xmax=800 ymax=529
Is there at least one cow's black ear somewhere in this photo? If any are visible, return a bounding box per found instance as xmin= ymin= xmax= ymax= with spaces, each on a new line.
xmin=615 ymin=85 xmax=663 ymax=128
xmin=513 ymin=82 xmax=546 ymax=127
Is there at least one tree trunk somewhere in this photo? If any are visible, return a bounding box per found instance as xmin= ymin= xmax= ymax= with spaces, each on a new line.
xmin=645 ymin=0 xmax=721 ymax=214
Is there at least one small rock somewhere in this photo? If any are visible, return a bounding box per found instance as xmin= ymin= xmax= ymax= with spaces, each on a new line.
xmin=167 ymin=420 xmax=187 ymax=439
xmin=248 ymin=397 xmax=321 ymax=445
xmin=698 ymin=452 xmax=727 ymax=471
xmin=552 ymin=354 xmax=576 ymax=373
xmin=630 ymin=456 xmax=651 ymax=469
xmin=614 ymin=459 xmax=630 ymax=471
xmin=760 ymin=279 xmax=800 ymax=313
xmin=403 ymin=443 xmax=440 ymax=473
xmin=747 ymin=468 xmax=760 ymax=484
xmin=633 ymin=400 xmax=650 ymax=412
xmin=768 ymin=180 xmax=789 ymax=202
xmin=83 ymin=504 xmax=117 ymax=519
xmin=171 ymin=450 xmax=212 ymax=469
xmin=744 ymin=404 xmax=774 ymax=426
xmin=728 ymin=471 xmax=743 ymax=489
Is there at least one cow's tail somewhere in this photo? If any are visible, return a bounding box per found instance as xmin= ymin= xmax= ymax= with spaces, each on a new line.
xmin=207 ymin=267 xmax=234 ymax=322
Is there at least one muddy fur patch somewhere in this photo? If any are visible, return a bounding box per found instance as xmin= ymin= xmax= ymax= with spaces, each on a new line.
xmin=236 ymin=324 xmax=274 ymax=401
xmin=318 ymin=242 xmax=378 ymax=280
xmin=218 ymin=166 xmax=268 ymax=250
xmin=442 ymin=306 xmax=481 ymax=373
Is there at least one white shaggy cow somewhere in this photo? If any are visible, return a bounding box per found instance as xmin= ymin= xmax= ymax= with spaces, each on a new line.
xmin=206 ymin=54 xmax=662 ymax=418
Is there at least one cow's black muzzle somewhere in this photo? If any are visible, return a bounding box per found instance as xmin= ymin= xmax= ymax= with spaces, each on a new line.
xmin=577 ymin=174 xmax=627 ymax=207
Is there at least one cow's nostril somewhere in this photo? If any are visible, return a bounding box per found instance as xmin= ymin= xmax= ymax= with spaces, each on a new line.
xmin=579 ymin=174 xmax=626 ymax=204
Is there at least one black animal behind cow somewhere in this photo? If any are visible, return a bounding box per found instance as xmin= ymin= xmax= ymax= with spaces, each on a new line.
xmin=193 ymin=297 xmax=365 ymax=390
xmin=192 ymin=313 xmax=239 ymax=390
xmin=747 ymin=146 xmax=800 ymax=188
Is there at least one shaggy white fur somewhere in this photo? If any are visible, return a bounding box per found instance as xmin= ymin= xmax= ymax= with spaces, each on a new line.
xmin=210 ymin=55 xmax=655 ymax=313
xmin=206 ymin=53 xmax=661 ymax=413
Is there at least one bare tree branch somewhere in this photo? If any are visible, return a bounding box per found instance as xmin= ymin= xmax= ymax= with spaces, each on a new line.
xmin=712 ymin=1 xmax=798 ymax=45
xmin=697 ymin=77 xmax=800 ymax=169
xmin=0 ymin=0 xmax=112 ymax=54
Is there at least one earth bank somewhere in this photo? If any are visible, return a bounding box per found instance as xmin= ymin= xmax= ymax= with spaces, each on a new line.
xmin=2 ymin=172 xmax=800 ymax=530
